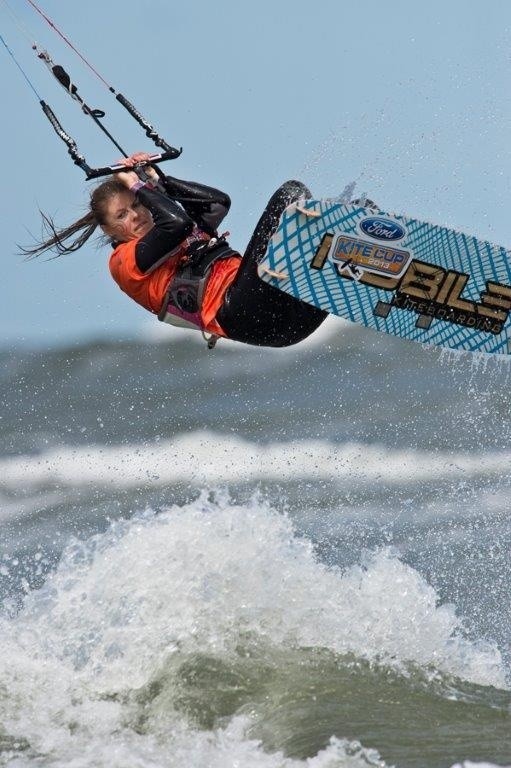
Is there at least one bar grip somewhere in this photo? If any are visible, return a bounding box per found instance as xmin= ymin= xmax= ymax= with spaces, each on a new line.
xmin=85 ymin=149 xmax=182 ymax=180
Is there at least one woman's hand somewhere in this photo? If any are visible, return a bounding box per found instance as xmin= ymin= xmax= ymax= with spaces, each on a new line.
xmin=117 ymin=152 xmax=160 ymax=184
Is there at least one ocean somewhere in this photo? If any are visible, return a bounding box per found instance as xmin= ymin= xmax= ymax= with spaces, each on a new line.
xmin=1 ymin=317 xmax=510 ymax=768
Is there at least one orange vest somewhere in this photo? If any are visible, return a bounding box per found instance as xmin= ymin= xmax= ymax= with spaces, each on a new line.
xmin=109 ymin=231 xmax=241 ymax=337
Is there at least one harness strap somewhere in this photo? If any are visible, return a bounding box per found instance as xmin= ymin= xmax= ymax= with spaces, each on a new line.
xmin=158 ymin=239 xmax=238 ymax=346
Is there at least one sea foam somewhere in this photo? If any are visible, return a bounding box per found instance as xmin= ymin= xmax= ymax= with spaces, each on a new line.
xmin=1 ymin=430 xmax=510 ymax=492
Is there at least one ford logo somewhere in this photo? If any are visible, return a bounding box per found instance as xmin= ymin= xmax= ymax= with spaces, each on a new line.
xmin=360 ymin=217 xmax=406 ymax=242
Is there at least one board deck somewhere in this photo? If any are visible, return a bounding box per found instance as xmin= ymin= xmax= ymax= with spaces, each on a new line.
xmin=257 ymin=201 xmax=511 ymax=356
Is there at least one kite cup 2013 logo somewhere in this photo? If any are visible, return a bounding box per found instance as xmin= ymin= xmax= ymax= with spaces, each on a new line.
xmin=326 ymin=215 xmax=412 ymax=281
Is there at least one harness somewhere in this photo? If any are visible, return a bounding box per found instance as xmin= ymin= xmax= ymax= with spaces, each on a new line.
xmin=158 ymin=237 xmax=238 ymax=348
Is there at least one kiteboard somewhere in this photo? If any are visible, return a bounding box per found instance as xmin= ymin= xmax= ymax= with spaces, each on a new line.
xmin=258 ymin=200 xmax=511 ymax=356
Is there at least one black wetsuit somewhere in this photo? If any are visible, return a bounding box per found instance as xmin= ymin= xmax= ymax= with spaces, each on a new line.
xmin=216 ymin=180 xmax=327 ymax=346
xmin=134 ymin=176 xmax=327 ymax=347
xmin=133 ymin=177 xmax=231 ymax=274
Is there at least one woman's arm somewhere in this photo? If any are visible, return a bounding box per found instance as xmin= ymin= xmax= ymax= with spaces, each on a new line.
xmin=113 ymin=157 xmax=230 ymax=273
xmin=134 ymin=185 xmax=194 ymax=274
xmin=161 ymin=176 xmax=231 ymax=235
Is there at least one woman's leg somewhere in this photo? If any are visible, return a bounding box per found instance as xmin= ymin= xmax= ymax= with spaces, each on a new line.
xmin=216 ymin=181 xmax=327 ymax=346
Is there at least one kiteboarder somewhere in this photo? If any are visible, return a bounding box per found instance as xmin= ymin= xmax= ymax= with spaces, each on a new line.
xmin=24 ymin=152 xmax=327 ymax=348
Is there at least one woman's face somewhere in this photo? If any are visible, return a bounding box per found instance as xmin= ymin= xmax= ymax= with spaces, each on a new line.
xmin=100 ymin=191 xmax=153 ymax=242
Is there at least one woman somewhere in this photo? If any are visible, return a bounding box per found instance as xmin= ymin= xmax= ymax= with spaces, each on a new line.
xmin=25 ymin=152 xmax=327 ymax=348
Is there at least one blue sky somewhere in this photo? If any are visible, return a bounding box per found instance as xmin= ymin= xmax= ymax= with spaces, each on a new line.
xmin=1 ymin=0 xmax=510 ymax=347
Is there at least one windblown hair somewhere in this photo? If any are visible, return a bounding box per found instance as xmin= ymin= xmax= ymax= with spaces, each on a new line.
xmin=21 ymin=178 xmax=128 ymax=259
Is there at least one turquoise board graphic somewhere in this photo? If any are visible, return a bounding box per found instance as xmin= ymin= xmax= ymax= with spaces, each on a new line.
xmin=257 ymin=201 xmax=511 ymax=355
